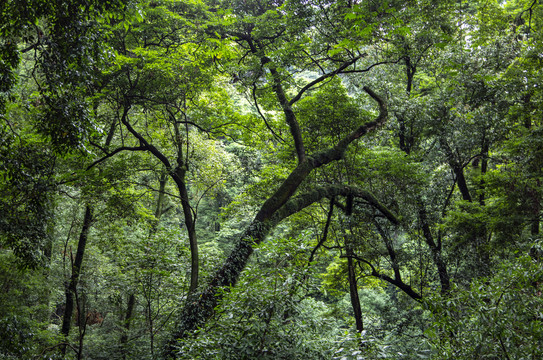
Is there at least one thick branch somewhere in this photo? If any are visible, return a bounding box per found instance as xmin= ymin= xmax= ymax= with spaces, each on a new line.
xmin=61 ymin=205 xmax=93 ymax=353
xmin=271 ymin=185 xmax=399 ymax=227
xmin=311 ymin=86 xmax=388 ymax=167
xmin=418 ymin=198 xmax=451 ymax=293
xmin=439 ymin=136 xmax=471 ymax=202
xmin=373 ymin=220 xmax=402 ymax=281
xmin=346 ymin=238 xmax=364 ymax=332
xmin=172 ymin=169 xmax=199 ymax=294
xmin=168 ymin=184 xmax=397 ymax=347
xmin=340 ymin=59 xmax=402 ymax=74
xmin=165 ymin=187 xmax=396 ymax=356
xmin=165 ymin=220 xmax=270 ymax=356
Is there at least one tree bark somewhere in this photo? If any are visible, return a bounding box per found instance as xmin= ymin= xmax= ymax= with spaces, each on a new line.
xmin=373 ymin=220 xmax=402 ymax=285
xmin=440 ymin=136 xmax=472 ymax=202
xmin=171 ymin=115 xmax=199 ymax=294
xmin=61 ymin=205 xmax=93 ymax=354
xmin=346 ymin=237 xmax=364 ymax=333
xmin=164 ymin=184 xmax=397 ymax=356
xmin=308 ymin=199 xmax=334 ymax=265
xmin=350 ymin=253 xmax=422 ymax=301
xmin=120 ymin=293 xmax=136 ymax=359
xmin=122 ymin=108 xmax=200 ymax=294
xmin=344 ymin=195 xmax=364 ymax=333
xmin=418 ymin=202 xmax=450 ymax=294
xmin=479 ymin=138 xmax=489 ymax=205
xmin=172 ymin=167 xmax=198 ymax=294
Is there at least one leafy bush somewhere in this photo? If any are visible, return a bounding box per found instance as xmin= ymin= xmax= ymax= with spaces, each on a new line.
xmin=426 ymin=254 xmax=543 ymax=359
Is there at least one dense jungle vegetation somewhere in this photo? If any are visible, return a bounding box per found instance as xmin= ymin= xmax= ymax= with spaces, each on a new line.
xmin=1 ymin=0 xmax=543 ymax=358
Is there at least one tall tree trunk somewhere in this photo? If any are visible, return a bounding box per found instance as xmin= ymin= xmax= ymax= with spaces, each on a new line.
xmin=397 ymin=54 xmax=416 ymax=154
xmin=120 ymin=293 xmax=136 ymax=359
xmin=418 ymin=202 xmax=450 ymax=294
xmin=344 ymin=196 xmax=363 ymax=334
xmin=346 ymin=241 xmax=364 ymax=333
xmin=479 ymin=138 xmax=489 ymax=205
xmin=454 ymin=165 xmax=472 ymax=202
xmin=530 ymin=179 xmax=541 ymax=236
xmin=121 ymin=107 xmax=200 ymax=294
xmin=171 ymin=117 xmax=199 ymax=294
xmin=155 ymin=172 xmax=167 ymax=220
xmin=172 ymin=168 xmax=198 ymax=294
xmin=61 ymin=205 xmax=93 ymax=354
xmin=439 ymin=136 xmax=472 ymax=202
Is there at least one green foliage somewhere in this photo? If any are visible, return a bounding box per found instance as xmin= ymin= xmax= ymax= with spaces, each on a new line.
xmin=0 ymin=40 xmax=18 ymax=100
xmin=296 ymin=79 xmax=368 ymax=152
xmin=0 ymin=252 xmax=62 ymax=359
xmin=426 ymin=254 xmax=543 ymax=359
xmin=175 ymin=236 xmax=342 ymax=359
xmin=0 ymin=130 xmax=55 ymax=268
xmin=1 ymin=0 xmax=543 ymax=358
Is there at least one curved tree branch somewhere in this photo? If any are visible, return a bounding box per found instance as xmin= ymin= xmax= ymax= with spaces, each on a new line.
xmin=256 ymin=86 xmax=387 ymax=222
xmin=270 ymin=184 xmax=399 ymax=227
xmin=267 ymin=63 xmax=306 ymax=162
xmin=309 ymin=86 xmax=388 ymax=167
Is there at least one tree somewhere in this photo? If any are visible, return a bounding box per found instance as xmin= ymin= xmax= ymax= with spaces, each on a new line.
xmin=164 ymin=1 xmax=404 ymax=356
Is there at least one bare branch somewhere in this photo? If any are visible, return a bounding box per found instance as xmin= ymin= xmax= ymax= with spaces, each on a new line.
xmin=289 ymin=55 xmax=366 ymax=106
xmin=86 ymin=146 xmax=147 ymax=171
xmin=340 ymin=58 xmax=401 ymax=74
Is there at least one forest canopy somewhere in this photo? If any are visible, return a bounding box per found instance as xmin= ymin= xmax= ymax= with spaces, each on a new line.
xmin=1 ymin=0 xmax=543 ymax=359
